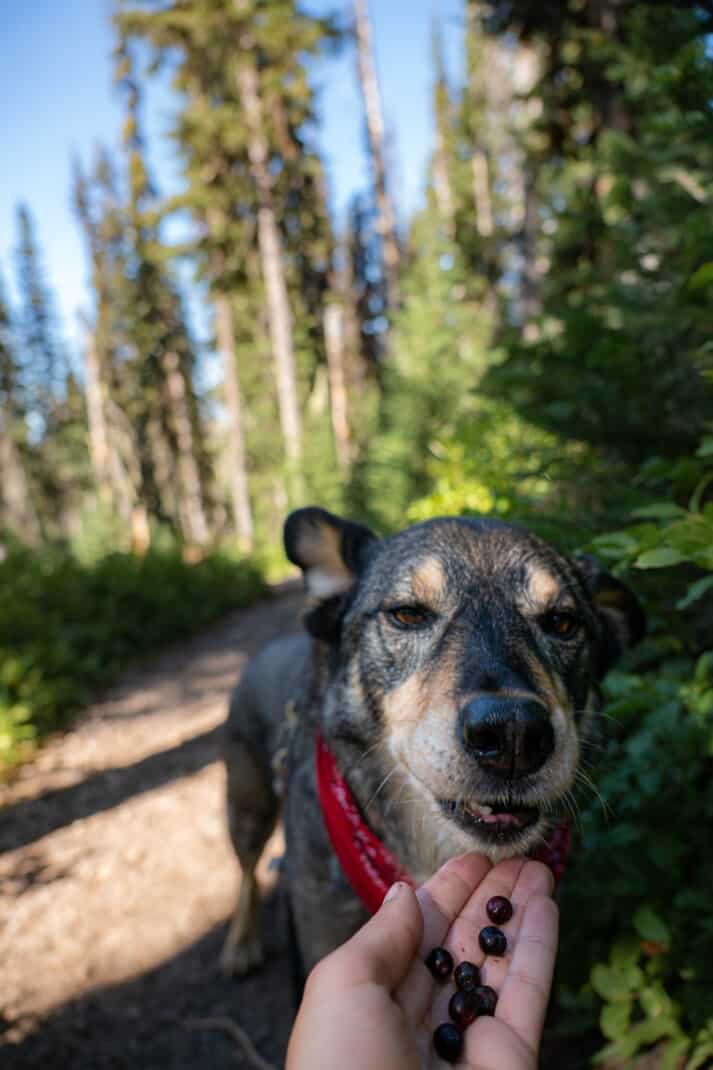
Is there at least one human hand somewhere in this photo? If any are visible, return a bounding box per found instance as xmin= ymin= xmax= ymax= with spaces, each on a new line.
xmin=286 ymin=853 xmax=558 ymax=1070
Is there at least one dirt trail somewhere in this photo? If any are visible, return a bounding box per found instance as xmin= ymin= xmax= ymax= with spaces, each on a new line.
xmin=0 ymin=584 xmax=305 ymax=1070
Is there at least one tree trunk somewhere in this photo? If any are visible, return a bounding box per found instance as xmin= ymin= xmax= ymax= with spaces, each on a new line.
xmin=214 ymin=293 xmax=254 ymax=550
xmin=353 ymin=0 xmax=401 ymax=312
xmin=83 ymin=325 xmax=112 ymax=493
xmin=432 ymin=22 xmax=455 ymax=238
xmin=471 ymin=149 xmax=494 ymax=238
xmin=433 ymin=133 xmax=455 ymax=239
xmin=82 ymin=321 xmax=140 ymax=530
xmin=162 ymin=350 xmax=210 ymax=546
xmin=234 ymin=0 xmax=303 ymax=492
xmin=0 ymin=414 xmax=40 ymax=543
xmin=323 ymin=302 xmax=351 ymax=469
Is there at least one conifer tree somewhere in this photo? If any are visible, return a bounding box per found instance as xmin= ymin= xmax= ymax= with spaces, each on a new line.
xmin=233 ymin=0 xmax=303 ymax=490
xmin=479 ymin=0 xmax=713 ymax=467
xmin=14 ymin=205 xmax=68 ymax=437
xmin=115 ymin=35 xmax=210 ymax=544
xmin=353 ymin=0 xmax=401 ymax=315
xmin=72 ymin=152 xmax=142 ymax=532
xmin=0 ymin=267 xmax=41 ymax=541
xmin=13 ymin=205 xmax=81 ymax=534
xmin=117 ymin=0 xmax=342 ymax=521
xmin=431 ymin=22 xmax=455 ymax=239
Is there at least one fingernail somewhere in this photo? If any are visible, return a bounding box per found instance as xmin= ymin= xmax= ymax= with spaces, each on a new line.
xmin=384 ymin=881 xmax=405 ymax=903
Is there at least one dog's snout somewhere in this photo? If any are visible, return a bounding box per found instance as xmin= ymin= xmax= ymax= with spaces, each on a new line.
xmin=460 ymin=697 xmax=554 ymax=779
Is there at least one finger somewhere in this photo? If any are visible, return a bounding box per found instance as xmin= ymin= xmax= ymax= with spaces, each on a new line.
xmin=429 ymin=859 xmax=554 ymax=1029
xmin=494 ymin=894 xmax=559 ymax=1046
xmin=417 ymin=853 xmax=493 ymax=955
xmin=316 ymin=880 xmax=424 ymax=992
xmin=395 ymin=853 xmax=492 ymax=1025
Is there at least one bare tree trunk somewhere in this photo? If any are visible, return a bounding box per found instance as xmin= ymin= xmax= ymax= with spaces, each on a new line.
xmin=81 ymin=321 xmax=139 ymax=531
xmin=214 ymin=293 xmax=254 ymax=551
xmin=0 ymin=412 xmax=40 ymax=543
xmin=83 ymin=325 xmax=112 ymax=492
xmin=234 ymin=0 xmax=303 ymax=492
xmin=147 ymin=412 xmax=179 ymax=524
xmin=162 ymin=350 xmax=210 ymax=546
xmin=472 ymin=150 xmax=494 ymax=237
xmin=323 ymin=302 xmax=351 ymax=469
xmin=433 ymin=135 xmax=455 ymax=239
xmin=353 ymin=0 xmax=401 ymax=312
xmin=432 ymin=21 xmax=455 ymax=239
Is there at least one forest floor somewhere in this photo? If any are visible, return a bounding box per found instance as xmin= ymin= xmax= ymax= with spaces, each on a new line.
xmin=0 ymin=582 xmax=304 ymax=1070
xmin=0 ymin=581 xmax=604 ymax=1070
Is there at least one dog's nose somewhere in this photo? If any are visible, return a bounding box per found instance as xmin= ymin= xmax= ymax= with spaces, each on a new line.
xmin=460 ymin=696 xmax=554 ymax=779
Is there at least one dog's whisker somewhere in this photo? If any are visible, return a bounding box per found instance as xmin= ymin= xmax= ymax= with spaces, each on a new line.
xmin=348 ymin=739 xmax=385 ymax=772
xmin=559 ymin=788 xmax=584 ymax=833
xmin=364 ymin=765 xmax=400 ymax=812
xmin=574 ymin=768 xmax=614 ymax=821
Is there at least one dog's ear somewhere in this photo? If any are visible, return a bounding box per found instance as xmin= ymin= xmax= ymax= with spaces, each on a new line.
xmin=575 ymin=554 xmax=646 ymax=677
xmin=284 ymin=507 xmax=377 ymax=641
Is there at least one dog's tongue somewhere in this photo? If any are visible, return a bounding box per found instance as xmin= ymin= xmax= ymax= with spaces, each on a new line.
xmin=466 ymin=804 xmax=523 ymax=826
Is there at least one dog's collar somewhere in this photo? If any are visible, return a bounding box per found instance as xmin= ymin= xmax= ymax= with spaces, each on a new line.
xmin=316 ymin=732 xmax=411 ymax=913
xmin=315 ymin=732 xmax=569 ymax=915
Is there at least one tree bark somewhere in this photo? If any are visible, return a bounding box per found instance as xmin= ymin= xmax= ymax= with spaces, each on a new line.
xmin=353 ymin=0 xmax=401 ymax=312
xmin=83 ymin=324 xmax=112 ymax=494
xmin=472 ymin=149 xmax=494 ymax=238
xmin=162 ymin=350 xmax=211 ymax=546
xmin=81 ymin=320 xmax=139 ymax=529
xmin=432 ymin=23 xmax=455 ymax=238
xmin=0 ymin=413 xmax=40 ymax=543
xmin=323 ymin=302 xmax=351 ymax=469
xmin=234 ymin=0 xmax=303 ymax=490
xmin=214 ymin=293 xmax=254 ymax=550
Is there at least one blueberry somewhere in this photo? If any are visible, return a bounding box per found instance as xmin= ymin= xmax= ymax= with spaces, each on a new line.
xmin=479 ymin=925 xmax=507 ymax=956
xmin=448 ymin=989 xmax=479 ymax=1028
xmin=425 ymin=946 xmax=454 ymax=981
xmin=454 ymin=960 xmax=481 ymax=991
xmin=486 ymin=895 xmax=513 ymax=925
xmin=473 ymin=984 xmax=498 ymax=1015
xmin=433 ymin=1022 xmax=463 ymax=1063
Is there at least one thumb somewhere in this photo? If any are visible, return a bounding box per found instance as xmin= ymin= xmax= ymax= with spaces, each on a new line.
xmin=334 ymin=882 xmax=424 ymax=991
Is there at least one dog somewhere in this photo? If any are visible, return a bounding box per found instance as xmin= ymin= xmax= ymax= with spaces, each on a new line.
xmin=220 ymin=507 xmax=644 ymax=976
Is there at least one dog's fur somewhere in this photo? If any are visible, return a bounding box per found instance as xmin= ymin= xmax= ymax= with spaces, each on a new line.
xmin=221 ymin=508 xmax=644 ymax=975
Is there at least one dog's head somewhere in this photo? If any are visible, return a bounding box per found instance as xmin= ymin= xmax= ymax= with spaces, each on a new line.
xmin=285 ymin=508 xmax=645 ymax=873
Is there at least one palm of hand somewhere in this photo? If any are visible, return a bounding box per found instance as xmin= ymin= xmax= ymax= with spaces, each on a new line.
xmin=287 ymin=855 xmax=558 ymax=1070
xmin=396 ymin=851 xmax=552 ymax=1070
xmin=376 ymin=856 xmax=556 ymax=1069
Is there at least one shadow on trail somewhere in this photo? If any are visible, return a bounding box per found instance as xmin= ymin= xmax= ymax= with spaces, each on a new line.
xmin=1 ymin=885 xmax=296 ymax=1070
xmin=0 ymin=726 xmax=222 ymax=855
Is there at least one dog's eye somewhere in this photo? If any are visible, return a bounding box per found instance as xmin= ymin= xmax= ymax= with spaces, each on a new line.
xmin=540 ymin=610 xmax=581 ymax=640
xmin=386 ymin=605 xmax=432 ymax=629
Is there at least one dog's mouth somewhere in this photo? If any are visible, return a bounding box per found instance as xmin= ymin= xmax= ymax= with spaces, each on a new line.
xmin=439 ymin=798 xmax=541 ymax=843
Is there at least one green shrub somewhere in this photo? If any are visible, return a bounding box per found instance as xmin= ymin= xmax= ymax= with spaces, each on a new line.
xmin=0 ymin=545 xmax=266 ymax=769
xmin=553 ymin=435 xmax=713 ymax=1067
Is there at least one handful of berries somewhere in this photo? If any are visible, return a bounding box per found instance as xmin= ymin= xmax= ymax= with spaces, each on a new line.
xmin=424 ymin=895 xmax=513 ymax=1063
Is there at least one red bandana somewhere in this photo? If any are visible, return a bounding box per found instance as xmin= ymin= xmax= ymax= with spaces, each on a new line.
xmin=315 ymin=732 xmax=569 ymax=915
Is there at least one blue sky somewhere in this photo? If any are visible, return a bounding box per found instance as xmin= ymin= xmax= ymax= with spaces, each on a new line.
xmin=0 ymin=0 xmax=464 ymax=356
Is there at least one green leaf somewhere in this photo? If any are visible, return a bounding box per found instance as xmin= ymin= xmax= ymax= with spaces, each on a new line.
xmin=688 ymin=1039 xmax=713 ymax=1070
xmin=677 ymin=575 xmax=713 ymax=610
xmin=632 ymin=503 xmax=688 ymax=520
xmin=635 ymin=547 xmax=686 ymax=568
xmin=688 ymin=263 xmax=713 ymax=290
xmin=661 ymin=1037 xmax=690 ymax=1070
xmin=591 ymin=532 xmax=640 ymax=558
xmin=591 ymin=963 xmax=641 ymax=1001
xmin=633 ymin=906 xmax=671 ymax=946
xmin=601 ymin=1000 xmax=631 ymax=1039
